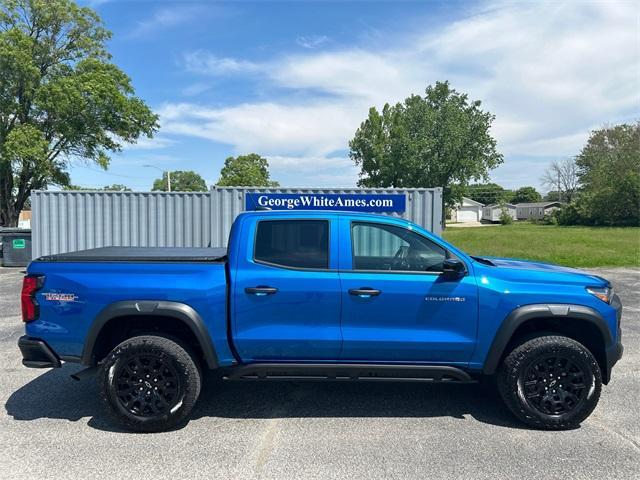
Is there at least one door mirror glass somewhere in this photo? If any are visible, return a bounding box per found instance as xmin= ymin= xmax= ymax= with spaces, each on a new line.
xmin=441 ymin=258 xmax=466 ymax=279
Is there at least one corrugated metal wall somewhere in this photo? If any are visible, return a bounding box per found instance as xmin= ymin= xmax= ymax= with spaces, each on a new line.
xmin=31 ymin=187 xmax=442 ymax=258
xmin=32 ymin=191 xmax=211 ymax=258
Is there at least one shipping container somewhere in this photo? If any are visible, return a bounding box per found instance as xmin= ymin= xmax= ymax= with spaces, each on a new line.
xmin=31 ymin=187 xmax=442 ymax=259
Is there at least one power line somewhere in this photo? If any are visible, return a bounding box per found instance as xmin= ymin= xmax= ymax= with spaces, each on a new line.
xmin=71 ymin=163 xmax=153 ymax=180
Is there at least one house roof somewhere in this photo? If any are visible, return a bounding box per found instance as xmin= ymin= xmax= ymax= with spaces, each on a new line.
xmin=459 ymin=197 xmax=484 ymax=207
xmin=516 ymin=202 xmax=563 ymax=208
xmin=484 ymin=203 xmax=516 ymax=209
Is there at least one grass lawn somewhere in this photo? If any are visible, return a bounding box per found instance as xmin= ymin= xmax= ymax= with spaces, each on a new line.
xmin=442 ymin=223 xmax=640 ymax=268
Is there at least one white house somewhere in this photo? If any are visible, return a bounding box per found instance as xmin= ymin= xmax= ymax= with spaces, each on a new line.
xmin=516 ymin=202 xmax=563 ymax=220
xmin=451 ymin=197 xmax=484 ymax=223
xmin=482 ymin=203 xmax=517 ymax=222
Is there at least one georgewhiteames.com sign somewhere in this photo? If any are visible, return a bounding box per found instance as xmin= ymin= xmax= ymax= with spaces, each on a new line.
xmin=245 ymin=192 xmax=406 ymax=213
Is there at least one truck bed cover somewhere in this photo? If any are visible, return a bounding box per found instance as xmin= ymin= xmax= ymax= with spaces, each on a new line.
xmin=34 ymin=246 xmax=227 ymax=263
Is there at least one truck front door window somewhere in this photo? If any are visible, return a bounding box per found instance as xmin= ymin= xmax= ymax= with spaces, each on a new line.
xmin=351 ymin=222 xmax=446 ymax=272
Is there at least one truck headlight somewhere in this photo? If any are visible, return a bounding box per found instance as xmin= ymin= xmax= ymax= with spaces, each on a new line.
xmin=586 ymin=286 xmax=613 ymax=304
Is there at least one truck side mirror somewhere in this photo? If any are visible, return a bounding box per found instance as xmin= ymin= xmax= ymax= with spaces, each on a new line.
xmin=441 ymin=258 xmax=465 ymax=280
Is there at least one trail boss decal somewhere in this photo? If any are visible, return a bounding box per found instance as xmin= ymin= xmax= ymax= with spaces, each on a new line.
xmin=44 ymin=293 xmax=78 ymax=302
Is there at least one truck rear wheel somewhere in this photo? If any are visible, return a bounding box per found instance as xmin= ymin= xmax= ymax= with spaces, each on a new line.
xmin=498 ymin=335 xmax=601 ymax=430
xmin=98 ymin=335 xmax=201 ymax=432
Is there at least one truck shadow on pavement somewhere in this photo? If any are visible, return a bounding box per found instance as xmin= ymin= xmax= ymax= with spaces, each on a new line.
xmin=6 ymin=366 xmax=530 ymax=432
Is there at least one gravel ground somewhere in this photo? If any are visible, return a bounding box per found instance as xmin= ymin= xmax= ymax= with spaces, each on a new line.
xmin=0 ymin=266 xmax=638 ymax=480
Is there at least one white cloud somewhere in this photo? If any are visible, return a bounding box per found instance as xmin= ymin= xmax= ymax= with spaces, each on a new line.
xmin=163 ymin=0 xmax=638 ymax=188
xmin=123 ymin=136 xmax=175 ymax=151
xmin=267 ymin=155 xmax=358 ymax=187
xmin=183 ymin=51 xmax=260 ymax=75
xmin=181 ymin=82 xmax=212 ymax=97
xmin=268 ymin=155 xmax=353 ymax=172
xmin=130 ymin=5 xmax=206 ymax=37
xmin=272 ymin=50 xmax=422 ymax=102
xmin=158 ymin=101 xmax=366 ymax=157
xmin=296 ymin=35 xmax=329 ymax=49
xmin=111 ymin=153 xmax=181 ymax=167
xmin=421 ymin=1 xmax=638 ymax=148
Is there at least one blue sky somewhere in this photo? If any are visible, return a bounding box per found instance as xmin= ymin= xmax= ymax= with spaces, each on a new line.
xmin=72 ymin=0 xmax=638 ymax=191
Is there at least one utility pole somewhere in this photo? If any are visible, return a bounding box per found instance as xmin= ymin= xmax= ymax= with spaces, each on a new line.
xmin=557 ymin=171 xmax=562 ymax=203
xmin=144 ymin=164 xmax=171 ymax=192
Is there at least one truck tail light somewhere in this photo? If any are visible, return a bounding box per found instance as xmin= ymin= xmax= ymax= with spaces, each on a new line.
xmin=21 ymin=275 xmax=44 ymax=322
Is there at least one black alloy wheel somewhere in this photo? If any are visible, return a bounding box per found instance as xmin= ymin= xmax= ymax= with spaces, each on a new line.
xmin=498 ymin=335 xmax=601 ymax=430
xmin=520 ymin=354 xmax=588 ymax=415
xmin=114 ymin=354 xmax=182 ymax=417
xmin=99 ymin=335 xmax=201 ymax=432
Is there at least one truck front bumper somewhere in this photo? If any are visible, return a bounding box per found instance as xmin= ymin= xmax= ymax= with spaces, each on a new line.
xmin=18 ymin=336 xmax=61 ymax=368
xmin=604 ymin=294 xmax=624 ymax=384
xmin=606 ymin=341 xmax=623 ymax=376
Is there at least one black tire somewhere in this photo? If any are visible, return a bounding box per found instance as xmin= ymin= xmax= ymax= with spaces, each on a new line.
xmin=498 ymin=335 xmax=601 ymax=430
xmin=98 ymin=335 xmax=202 ymax=433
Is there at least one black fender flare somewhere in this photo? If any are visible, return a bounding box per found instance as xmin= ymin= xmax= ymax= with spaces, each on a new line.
xmin=482 ymin=303 xmax=613 ymax=375
xmin=81 ymin=300 xmax=219 ymax=369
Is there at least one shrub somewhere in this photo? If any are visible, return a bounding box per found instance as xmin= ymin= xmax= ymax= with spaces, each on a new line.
xmin=499 ymin=206 xmax=513 ymax=225
xmin=543 ymin=213 xmax=558 ymax=225
xmin=528 ymin=214 xmax=556 ymax=225
xmin=555 ymin=203 xmax=587 ymax=225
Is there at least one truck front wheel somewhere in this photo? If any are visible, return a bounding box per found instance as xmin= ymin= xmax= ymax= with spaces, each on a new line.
xmin=498 ymin=335 xmax=602 ymax=430
xmin=98 ymin=335 xmax=202 ymax=432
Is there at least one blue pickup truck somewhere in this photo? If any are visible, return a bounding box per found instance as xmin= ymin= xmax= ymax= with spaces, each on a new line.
xmin=18 ymin=210 xmax=623 ymax=432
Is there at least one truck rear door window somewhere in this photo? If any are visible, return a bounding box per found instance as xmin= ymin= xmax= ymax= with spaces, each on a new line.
xmin=254 ymin=220 xmax=329 ymax=269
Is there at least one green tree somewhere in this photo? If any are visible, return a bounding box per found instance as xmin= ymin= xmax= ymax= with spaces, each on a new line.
xmin=102 ymin=183 xmax=131 ymax=191
xmin=0 ymin=0 xmax=158 ymax=226
xmin=573 ymin=123 xmax=640 ymax=226
xmin=544 ymin=190 xmax=562 ymax=202
xmin=349 ymin=81 xmax=503 ymax=207
xmin=465 ymin=183 xmax=510 ymax=205
xmin=63 ymin=183 xmax=131 ymax=191
xmin=216 ymin=153 xmax=279 ymax=187
xmin=152 ymin=171 xmax=207 ymax=192
xmin=511 ymin=186 xmax=542 ymax=204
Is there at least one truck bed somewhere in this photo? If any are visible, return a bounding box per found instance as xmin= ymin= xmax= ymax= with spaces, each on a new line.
xmin=26 ymin=246 xmax=233 ymax=364
xmin=34 ymin=246 xmax=228 ymax=263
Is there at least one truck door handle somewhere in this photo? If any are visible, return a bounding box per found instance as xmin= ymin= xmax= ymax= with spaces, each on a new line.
xmin=348 ymin=288 xmax=381 ymax=297
xmin=245 ymin=286 xmax=278 ymax=296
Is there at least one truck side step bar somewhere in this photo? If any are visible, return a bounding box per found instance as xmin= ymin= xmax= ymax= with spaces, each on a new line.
xmin=224 ymin=363 xmax=475 ymax=383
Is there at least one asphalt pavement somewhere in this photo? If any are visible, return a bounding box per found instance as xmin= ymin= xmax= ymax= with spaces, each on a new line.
xmin=0 ymin=266 xmax=638 ymax=480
